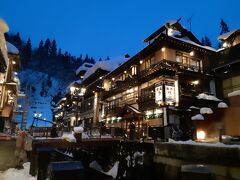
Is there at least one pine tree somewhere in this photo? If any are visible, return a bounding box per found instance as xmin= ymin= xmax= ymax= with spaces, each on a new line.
xmin=12 ymin=32 xmax=22 ymax=49
xmin=37 ymin=40 xmax=44 ymax=59
xmin=220 ymin=19 xmax=230 ymax=35
xmin=204 ymin=36 xmax=212 ymax=47
xmin=84 ymin=54 xmax=89 ymax=63
xmin=89 ymin=57 xmax=95 ymax=64
xmin=21 ymin=38 xmax=32 ymax=68
xmin=43 ymin=38 xmax=51 ymax=58
xmin=50 ymin=39 xmax=57 ymax=58
xmin=99 ymin=57 xmax=102 ymax=61
xmin=201 ymin=36 xmax=212 ymax=47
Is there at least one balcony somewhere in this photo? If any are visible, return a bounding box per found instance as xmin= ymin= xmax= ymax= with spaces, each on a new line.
xmin=102 ymin=76 xmax=138 ymax=99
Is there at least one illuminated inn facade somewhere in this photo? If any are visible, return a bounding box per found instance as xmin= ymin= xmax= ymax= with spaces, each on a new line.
xmin=54 ymin=20 xmax=218 ymax=138
xmin=100 ymin=21 xmax=216 ymax=137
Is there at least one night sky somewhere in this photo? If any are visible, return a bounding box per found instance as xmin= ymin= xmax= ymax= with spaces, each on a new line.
xmin=1 ymin=0 xmax=239 ymax=59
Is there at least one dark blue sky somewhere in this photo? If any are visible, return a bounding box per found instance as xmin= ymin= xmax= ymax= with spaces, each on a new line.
xmin=1 ymin=0 xmax=239 ymax=59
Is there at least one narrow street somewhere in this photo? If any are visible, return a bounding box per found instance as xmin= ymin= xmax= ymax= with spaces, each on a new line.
xmin=0 ymin=140 xmax=18 ymax=171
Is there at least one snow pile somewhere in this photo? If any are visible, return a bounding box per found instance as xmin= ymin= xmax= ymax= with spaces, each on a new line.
xmin=200 ymin=107 xmax=213 ymax=114
xmin=168 ymin=139 xmax=240 ymax=148
xmin=218 ymin=102 xmax=228 ymax=108
xmin=73 ymin=127 xmax=84 ymax=133
xmin=89 ymin=160 xmax=119 ymax=178
xmin=6 ymin=42 xmax=19 ymax=54
xmin=0 ymin=162 xmax=36 ymax=180
xmin=191 ymin=114 xmax=204 ymax=120
xmin=189 ymin=106 xmax=200 ymax=109
xmin=82 ymin=56 xmax=129 ymax=81
xmin=196 ymin=93 xmax=221 ymax=101
xmin=62 ymin=132 xmax=76 ymax=143
xmin=228 ymin=90 xmax=240 ymax=97
xmin=62 ymin=131 xmax=89 ymax=142
xmin=100 ymin=134 xmax=112 ymax=139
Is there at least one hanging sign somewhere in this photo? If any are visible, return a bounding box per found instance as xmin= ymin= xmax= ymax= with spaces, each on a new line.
xmin=155 ymin=85 xmax=163 ymax=104
xmin=165 ymin=85 xmax=175 ymax=104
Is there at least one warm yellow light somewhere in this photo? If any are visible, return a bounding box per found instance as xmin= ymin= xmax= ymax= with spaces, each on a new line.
xmin=70 ymin=86 xmax=75 ymax=92
xmin=139 ymin=60 xmax=143 ymax=64
xmin=161 ymin=47 xmax=166 ymax=52
xmin=113 ymin=96 xmax=116 ymax=100
xmin=146 ymin=111 xmax=153 ymax=116
xmin=124 ymin=70 xmax=127 ymax=74
xmin=12 ymin=61 xmax=16 ymax=65
xmin=223 ymin=42 xmax=228 ymax=48
xmin=190 ymin=51 xmax=194 ymax=56
xmin=197 ymin=130 xmax=206 ymax=140
xmin=112 ymin=78 xmax=115 ymax=81
xmin=192 ymin=80 xmax=199 ymax=85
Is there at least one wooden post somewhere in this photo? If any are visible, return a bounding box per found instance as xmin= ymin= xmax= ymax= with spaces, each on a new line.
xmin=29 ymin=150 xmax=38 ymax=176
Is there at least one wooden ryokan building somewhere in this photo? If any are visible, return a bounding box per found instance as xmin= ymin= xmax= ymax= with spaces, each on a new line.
xmin=100 ymin=20 xmax=216 ymax=138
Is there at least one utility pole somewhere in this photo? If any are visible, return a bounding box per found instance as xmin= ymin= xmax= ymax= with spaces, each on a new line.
xmin=187 ymin=15 xmax=194 ymax=31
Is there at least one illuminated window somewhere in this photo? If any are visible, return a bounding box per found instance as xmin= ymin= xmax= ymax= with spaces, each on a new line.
xmin=131 ymin=65 xmax=137 ymax=75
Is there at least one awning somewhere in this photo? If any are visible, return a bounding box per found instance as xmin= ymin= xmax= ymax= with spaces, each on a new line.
xmin=118 ymin=105 xmax=144 ymax=117
xmin=1 ymin=105 xmax=13 ymax=118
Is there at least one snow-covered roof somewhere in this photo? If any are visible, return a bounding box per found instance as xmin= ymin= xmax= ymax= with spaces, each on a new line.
xmin=171 ymin=36 xmax=216 ymax=52
xmin=191 ymin=114 xmax=204 ymax=120
xmin=196 ymin=93 xmax=221 ymax=101
xmin=218 ymin=29 xmax=240 ymax=41
xmin=82 ymin=56 xmax=129 ymax=81
xmin=75 ymin=62 xmax=94 ymax=76
xmin=6 ymin=42 xmax=19 ymax=54
xmin=65 ymin=80 xmax=82 ymax=94
xmin=0 ymin=19 xmax=9 ymax=33
xmin=200 ymin=107 xmax=213 ymax=114
xmin=218 ymin=102 xmax=228 ymax=108
xmin=228 ymin=90 xmax=240 ymax=97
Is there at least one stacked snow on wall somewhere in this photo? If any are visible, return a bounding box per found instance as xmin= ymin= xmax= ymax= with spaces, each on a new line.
xmin=191 ymin=114 xmax=204 ymax=120
xmin=200 ymin=107 xmax=213 ymax=114
xmin=82 ymin=56 xmax=129 ymax=81
xmin=218 ymin=102 xmax=228 ymax=108
xmin=228 ymin=90 xmax=240 ymax=97
xmin=196 ymin=93 xmax=221 ymax=101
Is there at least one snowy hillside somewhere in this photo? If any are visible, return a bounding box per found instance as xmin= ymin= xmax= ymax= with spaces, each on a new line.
xmin=19 ymin=69 xmax=63 ymax=128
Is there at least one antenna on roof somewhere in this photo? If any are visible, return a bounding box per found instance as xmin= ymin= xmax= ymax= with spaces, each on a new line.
xmin=187 ymin=14 xmax=194 ymax=31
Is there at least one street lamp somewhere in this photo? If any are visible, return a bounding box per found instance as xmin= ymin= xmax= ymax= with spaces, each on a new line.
xmin=32 ymin=112 xmax=42 ymax=127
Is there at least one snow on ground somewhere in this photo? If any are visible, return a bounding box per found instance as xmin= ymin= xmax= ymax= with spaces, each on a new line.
xmin=228 ymin=90 xmax=240 ymax=97
xmin=0 ymin=162 xmax=36 ymax=180
xmin=168 ymin=139 xmax=240 ymax=148
xmin=196 ymin=93 xmax=221 ymax=101
xmin=89 ymin=160 xmax=119 ymax=178
xmin=19 ymin=69 xmax=62 ymax=128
